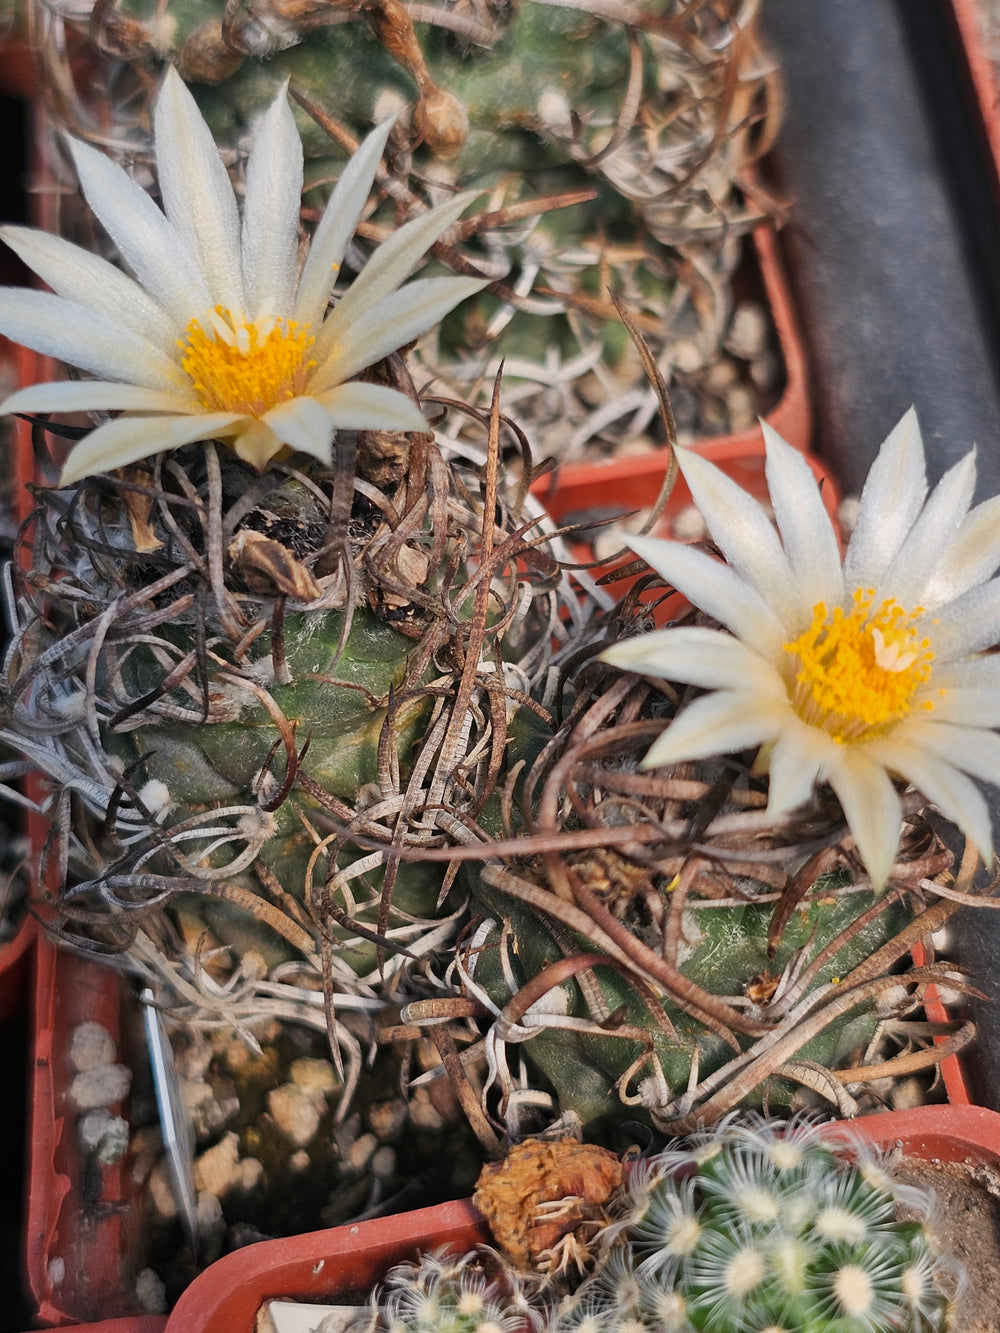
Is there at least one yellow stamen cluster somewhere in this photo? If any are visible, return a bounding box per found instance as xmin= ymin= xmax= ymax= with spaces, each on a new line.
xmin=784 ymin=589 xmax=934 ymax=743
xmin=180 ymin=306 xmax=315 ymax=417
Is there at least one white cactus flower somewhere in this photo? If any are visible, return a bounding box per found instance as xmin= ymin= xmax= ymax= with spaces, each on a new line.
xmin=601 ymin=410 xmax=1000 ymax=890
xmin=0 ymin=67 xmax=486 ymax=483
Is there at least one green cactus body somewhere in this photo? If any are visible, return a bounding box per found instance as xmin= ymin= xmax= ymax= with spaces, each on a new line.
xmin=5 ymin=405 xmax=574 ymax=1030
xmin=120 ymin=607 xmax=432 ymax=805
xmin=106 ymin=604 xmax=444 ymax=973
xmin=467 ymin=870 xmax=908 ymax=1128
xmin=556 ymin=1117 xmax=961 ymax=1333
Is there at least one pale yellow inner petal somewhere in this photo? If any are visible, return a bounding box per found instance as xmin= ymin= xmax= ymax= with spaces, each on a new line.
xmin=179 ymin=305 xmax=316 ymax=417
xmin=783 ymin=588 xmax=936 ymax=743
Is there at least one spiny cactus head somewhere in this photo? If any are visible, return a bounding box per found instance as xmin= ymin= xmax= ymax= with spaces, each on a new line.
xmin=376 ymin=1248 xmax=541 ymax=1333
xmin=567 ymin=1114 xmax=962 ymax=1333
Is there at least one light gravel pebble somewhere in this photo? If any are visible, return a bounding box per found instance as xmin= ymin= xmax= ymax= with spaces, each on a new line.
xmin=194 ymin=1131 xmax=243 ymax=1197
xmin=370 ymin=1146 xmax=396 ymax=1181
xmin=69 ymin=1063 xmax=132 ymax=1110
xmin=77 ymin=1109 xmax=130 ymax=1164
xmin=289 ymin=1057 xmax=338 ymax=1097
xmin=725 ymin=301 xmax=769 ymax=359
xmin=268 ymin=1083 xmax=324 ymax=1148
xmin=365 ymin=1098 xmax=407 ymax=1143
xmin=670 ymin=503 xmax=708 ymax=541
xmin=347 ymin=1132 xmax=377 ymax=1173
xmin=147 ymin=1160 xmax=178 ymax=1220
xmin=409 ymin=1088 xmax=445 ymax=1131
xmin=69 ymin=1021 xmax=116 ymax=1072
xmin=891 ymin=1077 xmax=926 ymax=1111
xmin=135 ymin=1267 xmax=167 ymax=1315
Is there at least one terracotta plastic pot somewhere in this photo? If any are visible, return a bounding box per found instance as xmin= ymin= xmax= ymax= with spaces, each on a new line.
xmin=157 ymin=1104 xmax=1000 ymax=1333
xmin=530 ymin=432 xmax=841 ymax=621
xmin=12 ymin=1320 xmax=167 ymax=1333
xmin=948 ymin=0 xmax=1000 ymax=205
xmin=748 ymin=222 xmax=811 ymax=452
xmin=164 ymin=1198 xmax=487 ymax=1333
xmin=532 ymin=432 xmax=838 ymax=536
xmin=25 ymin=916 xmax=979 ymax=1327
xmin=26 ymin=934 xmax=151 ymax=1327
xmin=835 ymin=1101 xmax=1000 ymax=1162
xmin=0 ymin=340 xmax=37 ymax=1026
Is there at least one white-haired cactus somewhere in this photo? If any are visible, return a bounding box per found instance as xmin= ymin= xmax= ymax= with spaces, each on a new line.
xmin=554 ymin=1116 xmax=962 ymax=1333
xmin=375 ymin=1248 xmax=543 ymax=1333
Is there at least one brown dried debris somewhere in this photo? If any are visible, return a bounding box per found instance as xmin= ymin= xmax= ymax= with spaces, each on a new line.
xmin=473 ymin=1138 xmax=623 ymax=1274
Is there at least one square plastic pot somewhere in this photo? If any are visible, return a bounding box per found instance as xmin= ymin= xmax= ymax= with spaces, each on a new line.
xmin=25 ymin=916 xmax=979 ymax=1327
xmin=157 ymin=1104 xmax=1000 ymax=1333
xmin=26 ymin=935 xmax=152 ymax=1327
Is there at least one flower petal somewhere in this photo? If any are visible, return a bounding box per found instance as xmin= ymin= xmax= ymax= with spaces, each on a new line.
xmin=242 ymin=83 xmax=303 ymax=319
xmin=843 ymin=407 xmax=927 ymax=590
xmin=153 ymin=66 xmax=243 ymax=312
xmin=230 ymin=419 xmax=282 ymax=472
xmin=825 ymin=747 xmax=902 ymax=892
xmin=640 ymin=690 xmax=786 ymax=770
xmin=0 ymin=224 xmax=175 ymax=347
xmin=762 ymin=420 xmax=843 ymax=613
xmin=0 ymin=288 xmax=182 ymax=390
xmin=260 ymin=395 xmax=334 ymax=463
xmin=627 ymin=534 xmax=789 ymax=659
xmin=765 ymin=718 xmax=836 ymax=818
xmin=68 ymin=135 xmax=209 ymax=321
xmin=865 ymin=733 xmax=994 ymax=869
xmin=59 ymin=410 xmax=244 ymax=484
xmin=600 ymin=625 xmax=786 ymax=696
xmin=676 ymin=445 xmax=800 ymax=627
xmin=315 ymin=381 xmax=428 ymax=433
xmin=311 ymin=275 xmax=488 ymax=391
xmin=891 ymin=717 xmax=1000 ymax=789
xmin=927 ymin=577 xmax=1000 ymax=660
xmin=294 ymin=116 xmax=396 ymax=329
xmin=922 ymin=685 xmax=1000 ymax=728
xmin=312 ymin=191 xmax=479 ymax=365
xmin=1 ymin=380 xmax=197 ymax=416
xmin=877 ymin=448 xmax=976 ymax=608
xmin=921 ymin=492 xmax=1000 ymax=607
xmin=932 ymin=652 xmax=1000 ymax=691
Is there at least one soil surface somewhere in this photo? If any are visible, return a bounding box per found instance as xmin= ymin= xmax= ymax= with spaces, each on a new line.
xmin=896 ymin=1156 xmax=1000 ymax=1333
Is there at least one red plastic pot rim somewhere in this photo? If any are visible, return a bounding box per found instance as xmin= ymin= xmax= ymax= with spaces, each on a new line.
xmin=826 ymin=1102 xmax=1000 ymax=1163
xmin=531 ymin=430 xmax=840 ymax=532
xmin=12 ymin=1319 xmax=169 ymax=1333
xmin=164 ymin=1198 xmax=488 ymax=1333
xmin=948 ymin=0 xmax=1000 ymax=209
xmin=0 ymin=909 xmax=35 ymax=1023
xmin=26 ymin=932 xmax=140 ymax=1327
